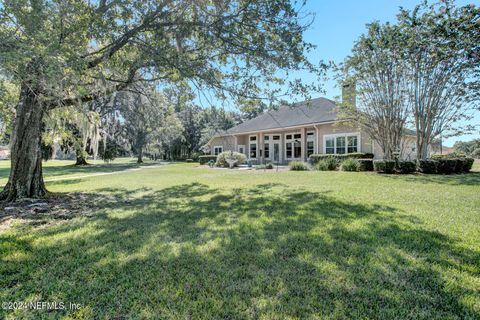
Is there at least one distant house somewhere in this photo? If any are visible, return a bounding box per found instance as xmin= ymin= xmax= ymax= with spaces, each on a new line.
xmin=206 ymin=96 xmax=418 ymax=164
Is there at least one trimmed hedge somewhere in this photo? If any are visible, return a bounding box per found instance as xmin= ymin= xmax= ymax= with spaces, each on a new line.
xmin=436 ymin=158 xmax=457 ymax=174
xmin=309 ymin=152 xmax=374 ymax=165
xmin=417 ymin=160 xmax=437 ymax=174
xmin=463 ymin=157 xmax=474 ymax=172
xmin=358 ymin=159 xmax=373 ymax=171
xmin=199 ymin=155 xmax=217 ymax=165
xmin=373 ymin=160 xmax=395 ymax=173
xmin=397 ymin=161 xmax=416 ymax=174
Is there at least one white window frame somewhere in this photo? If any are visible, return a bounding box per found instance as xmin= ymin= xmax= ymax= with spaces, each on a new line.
xmin=238 ymin=144 xmax=245 ymax=155
xmin=213 ymin=146 xmax=223 ymax=155
xmin=248 ymin=135 xmax=258 ymax=159
xmin=306 ymin=130 xmax=315 ymax=157
xmin=323 ymin=132 xmax=361 ymax=154
xmin=285 ymin=132 xmax=302 ymax=160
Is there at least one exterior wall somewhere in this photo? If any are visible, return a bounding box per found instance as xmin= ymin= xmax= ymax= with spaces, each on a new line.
xmin=209 ymin=121 xmax=386 ymax=163
xmin=209 ymin=136 xmax=236 ymax=155
xmin=316 ymin=123 xmax=373 ymax=155
xmin=372 ymin=136 xmax=417 ymax=160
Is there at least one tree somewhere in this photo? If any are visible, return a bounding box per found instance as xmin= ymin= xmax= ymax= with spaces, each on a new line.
xmin=113 ymin=84 xmax=167 ymax=163
xmin=0 ymin=80 xmax=16 ymax=144
xmin=0 ymin=0 xmax=321 ymax=201
xmin=453 ymin=139 xmax=480 ymax=157
xmin=398 ymin=1 xmax=480 ymax=160
xmin=340 ymin=22 xmax=411 ymax=159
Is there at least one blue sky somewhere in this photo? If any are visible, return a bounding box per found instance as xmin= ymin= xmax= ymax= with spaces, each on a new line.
xmin=296 ymin=0 xmax=480 ymax=147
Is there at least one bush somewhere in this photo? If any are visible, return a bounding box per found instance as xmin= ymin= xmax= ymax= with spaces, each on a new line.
xmin=309 ymin=152 xmax=374 ymax=165
xmin=373 ymin=160 xmax=395 ymax=173
xmin=199 ymin=155 xmax=217 ymax=165
xmin=186 ymin=159 xmax=194 ymax=163
xmin=358 ymin=159 xmax=373 ymax=171
xmin=256 ymin=163 xmax=273 ymax=170
xmin=417 ymin=160 xmax=437 ymax=174
xmin=463 ymin=157 xmax=474 ymax=172
xmin=315 ymin=156 xmax=338 ymax=171
xmin=289 ymin=161 xmax=309 ymax=171
xmin=341 ymin=158 xmax=360 ymax=171
xmin=265 ymin=162 xmax=274 ymax=169
xmin=397 ymin=161 xmax=416 ymax=174
xmin=216 ymin=151 xmax=246 ymax=168
xmin=454 ymin=159 xmax=464 ymax=173
xmin=436 ymin=158 xmax=457 ymax=174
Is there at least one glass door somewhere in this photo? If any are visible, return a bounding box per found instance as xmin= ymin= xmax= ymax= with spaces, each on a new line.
xmin=273 ymin=143 xmax=279 ymax=162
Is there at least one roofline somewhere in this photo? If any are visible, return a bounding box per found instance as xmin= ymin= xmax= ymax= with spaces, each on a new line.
xmin=206 ymin=119 xmax=342 ymax=146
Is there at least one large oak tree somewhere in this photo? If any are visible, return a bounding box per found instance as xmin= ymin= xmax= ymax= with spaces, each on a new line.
xmin=0 ymin=0 xmax=321 ymax=201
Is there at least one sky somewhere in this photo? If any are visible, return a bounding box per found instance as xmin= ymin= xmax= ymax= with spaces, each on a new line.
xmin=291 ymin=0 xmax=480 ymax=147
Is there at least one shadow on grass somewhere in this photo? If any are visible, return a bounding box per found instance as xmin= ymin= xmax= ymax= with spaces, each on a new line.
xmin=1 ymin=183 xmax=478 ymax=319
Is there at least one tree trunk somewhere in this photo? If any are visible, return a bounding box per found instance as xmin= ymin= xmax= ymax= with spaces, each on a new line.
xmin=137 ymin=149 xmax=143 ymax=163
xmin=0 ymin=84 xmax=47 ymax=201
xmin=75 ymin=154 xmax=89 ymax=166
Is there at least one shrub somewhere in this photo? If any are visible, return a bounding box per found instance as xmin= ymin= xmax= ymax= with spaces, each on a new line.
xmin=216 ymin=151 xmax=246 ymax=168
xmin=265 ymin=162 xmax=274 ymax=169
xmin=454 ymin=159 xmax=464 ymax=173
xmin=417 ymin=160 xmax=437 ymax=174
xmin=436 ymin=158 xmax=457 ymax=174
xmin=373 ymin=160 xmax=395 ymax=173
xmin=358 ymin=159 xmax=373 ymax=171
xmin=314 ymin=156 xmax=338 ymax=171
xmin=186 ymin=159 xmax=194 ymax=163
xmin=309 ymin=152 xmax=374 ymax=165
xmin=289 ymin=161 xmax=309 ymax=171
xmin=463 ymin=157 xmax=474 ymax=172
xmin=397 ymin=161 xmax=416 ymax=174
xmin=341 ymin=158 xmax=360 ymax=171
xmin=199 ymin=155 xmax=217 ymax=165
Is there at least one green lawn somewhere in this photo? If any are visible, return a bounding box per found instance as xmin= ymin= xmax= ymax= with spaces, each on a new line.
xmin=1 ymin=159 xmax=479 ymax=319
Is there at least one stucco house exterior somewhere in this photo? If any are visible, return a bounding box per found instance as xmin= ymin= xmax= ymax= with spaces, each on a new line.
xmin=206 ymin=97 xmax=418 ymax=164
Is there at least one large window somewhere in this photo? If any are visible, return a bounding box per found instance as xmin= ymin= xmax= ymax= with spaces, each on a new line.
xmin=325 ymin=137 xmax=335 ymax=154
xmin=250 ymin=143 xmax=257 ymax=158
xmin=294 ymin=141 xmax=301 ymax=158
xmin=213 ymin=146 xmax=223 ymax=155
xmin=264 ymin=143 xmax=270 ymax=158
xmin=324 ymin=133 xmax=359 ymax=154
xmin=307 ymin=141 xmax=314 ymax=157
xmin=336 ymin=136 xmax=346 ymax=154
xmin=347 ymin=136 xmax=358 ymax=153
xmin=286 ymin=142 xmax=292 ymax=158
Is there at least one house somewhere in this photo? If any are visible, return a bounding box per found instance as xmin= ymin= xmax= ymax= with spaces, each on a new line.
xmin=206 ymin=95 xmax=418 ymax=164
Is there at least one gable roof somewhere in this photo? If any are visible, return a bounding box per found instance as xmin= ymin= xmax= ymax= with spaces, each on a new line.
xmin=222 ymin=97 xmax=338 ymax=136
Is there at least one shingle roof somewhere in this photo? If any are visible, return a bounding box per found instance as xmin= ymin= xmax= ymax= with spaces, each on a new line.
xmin=222 ymin=97 xmax=338 ymax=135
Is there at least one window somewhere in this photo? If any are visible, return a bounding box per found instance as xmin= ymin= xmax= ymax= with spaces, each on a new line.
xmin=294 ymin=141 xmax=301 ymax=158
xmin=264 ymin=143 xmax=269 ymax=158
xmin=336 ymin=136 xmax=346 ymax=154
xmin=238 ymin=145 xmax=245 ymax=154
xmin=250 ymin=143 xmax=257 ymax=158
xmin=294 ymin=133 xmax=301 ymax=139
xmin=307 ymin=141 xmax=314 ymax=157
xmin=325 ymin=137 xmax=335 ymax=154
xmin=307 ymin=132 xmax=314 ymax=136
xmin=213 ymin=146 xmax=223 ymax=155
xmin=286 ymin=134 xmax=292 ymax=140
xmin=250 ymin=136 xmax=257 ymax=141
xmin=324 ymin=133 xmax=360 ymax=154
xmin=273 ymin=135 xmax=280 ymax=140
xmin=264 ymin=136 xmax=269 ymax=141
xmin=286 ymin=142 xmax=292 ymax=158
xmin=347 ymin=136 xmax=358 ymax=153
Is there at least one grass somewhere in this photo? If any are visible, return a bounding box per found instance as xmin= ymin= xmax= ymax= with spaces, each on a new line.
xmin=1 ymin=159 xmax=479 ymax=319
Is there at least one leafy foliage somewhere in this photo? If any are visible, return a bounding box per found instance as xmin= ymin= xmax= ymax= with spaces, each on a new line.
xmin=215 ymin=151 xmax=246 ymax=168
xmin=340 ymin=158 xmax=360 ymax=172
xmin=289 ymin=161 xmax=309 ymax=171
